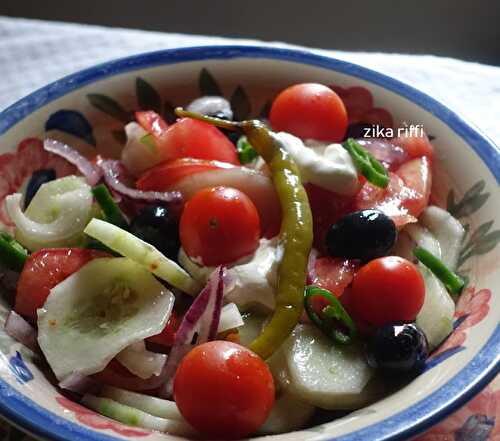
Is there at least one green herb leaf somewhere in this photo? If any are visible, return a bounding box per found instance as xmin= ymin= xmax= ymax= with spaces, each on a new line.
xmin=87 ymin=94 xmax=131 ymax=123
xmin=230 ymin=86 xmax=251 ymax=121
xmin=199 ymin=68 xmax=222 ymax=96
xmin=414 ymin=246 xmax=464 ymax=295
xmin=304 ymin=285 xmax=357 ymax=344
xmin=236 ymin=136 xmax=258 ymax=164
xmin=0 ymin=232 xmax=28 ymax=272
xmin=342 ymin=138 xmax=389 ymax=188
xmin=136 ymin=78 xmax=161 ymax=114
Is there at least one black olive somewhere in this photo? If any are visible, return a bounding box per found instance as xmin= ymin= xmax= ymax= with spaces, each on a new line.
xmin=130 ymin=205 xmax=180 ymax=260
xmin=366 ymin=323 xmax=429 ymax=376
xmin=24 ymin=169 xmax=56 ymax=209
xmin=326 ymin=209 xmax=396 ymax=262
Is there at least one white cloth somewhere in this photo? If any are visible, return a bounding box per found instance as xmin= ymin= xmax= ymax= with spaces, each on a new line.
xmin=1 ymin=16 xmax=500 ymax=147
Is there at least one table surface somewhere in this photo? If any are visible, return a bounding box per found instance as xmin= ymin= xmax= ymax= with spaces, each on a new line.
xmin=0 ymin=15 xmax=498 ymax=441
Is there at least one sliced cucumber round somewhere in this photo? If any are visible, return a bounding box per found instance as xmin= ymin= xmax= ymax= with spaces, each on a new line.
xmin=6 ymin=176 xmax=93 ymax=251
xmin=37 ymin=257 xmax=175 ymax=380
xmin=84 ymin=218 xmax=200 ymax=295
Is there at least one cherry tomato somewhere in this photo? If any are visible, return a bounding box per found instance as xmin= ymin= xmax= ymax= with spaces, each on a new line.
xmin=15 ymin=248 xmax=108 ymax=320
xmin=312 ymin=256 xmax=360 ymax=298
xmin=137 ymin=158 xmax=234 ymax=191
xmin=180 ymin=186 xmax=261 ymax=266
xmin=270 ymin=83 xmax=348 ymax=142
xmin=146 ymin=311 xmax=180 ymax=347
xmin=350 ymin=256 xmax=425 ymax=327
xmin=174 ymin=341 xmax=275 ymax=439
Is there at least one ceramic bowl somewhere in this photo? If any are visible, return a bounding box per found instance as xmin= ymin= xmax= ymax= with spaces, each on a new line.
xmin=0 ymin=46 xmax=498 ymax=441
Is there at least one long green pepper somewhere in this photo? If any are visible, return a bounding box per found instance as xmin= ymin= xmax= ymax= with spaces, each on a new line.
xmin=175 ymin=109 xmax=313 ymax=359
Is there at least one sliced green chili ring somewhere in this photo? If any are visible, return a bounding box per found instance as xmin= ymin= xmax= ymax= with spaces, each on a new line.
xmin=304 ymin=285 xmax=356 ymax=344
xmin=0 ymin=232 xmax=28 ymax=272
xmin=236 ymin=136 xmax=258 ymax=164
xmin=91 ymin=184 xmax=129 ymax=230
xmin=414 ymin=246 xmax=465 ymax=295
xmin=342 ymin=138 xmax=389 ymax=188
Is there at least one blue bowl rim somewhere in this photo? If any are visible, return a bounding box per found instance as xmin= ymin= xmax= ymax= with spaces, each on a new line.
xmin=0 ymin=45 xmax=498 ymax=441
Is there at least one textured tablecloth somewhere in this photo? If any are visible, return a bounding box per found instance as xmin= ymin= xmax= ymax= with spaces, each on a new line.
xmin=0 ymin=16 xmax=498 ymax=441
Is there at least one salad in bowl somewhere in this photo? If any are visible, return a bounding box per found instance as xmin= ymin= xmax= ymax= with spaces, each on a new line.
xmin=0 ymin=47 xmax=498 ymax=441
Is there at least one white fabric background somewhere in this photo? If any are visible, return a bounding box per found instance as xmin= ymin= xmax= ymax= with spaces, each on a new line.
xmin=1 ymin=16 xmax=500 ymax=148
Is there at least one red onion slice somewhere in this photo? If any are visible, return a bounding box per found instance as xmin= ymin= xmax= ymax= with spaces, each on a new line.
xmin=4 ymin=311 xmax=38 ymax=352
xmin=44 ymin=139 xmax=102 ymax=186
xmin=159 ymin=266 xmax=225 ymax=398
xmin=98 ymin=159 xmax=182 ymax=205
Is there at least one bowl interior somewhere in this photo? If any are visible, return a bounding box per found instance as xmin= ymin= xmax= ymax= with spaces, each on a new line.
xmin=0 ymin=47 xmax=498 ymax=441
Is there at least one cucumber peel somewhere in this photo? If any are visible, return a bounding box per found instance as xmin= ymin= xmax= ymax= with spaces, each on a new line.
xmin=84 ymin=218 xmax=200 ymax=295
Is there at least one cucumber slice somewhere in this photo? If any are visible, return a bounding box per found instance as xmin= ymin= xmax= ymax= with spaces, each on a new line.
xmin=7 ymin=176 xmax=93 ymax=251
xmin=82 ymin=395 xmax=196 ymax=436
xmin=258 ymin=390 xmax=315 ymax=434
xmin=37 ymin=257 xmax=175 ymax=380
xmin=101 ymin=386 xmax=184 ymax=421
xmin=84 ymin=218 xmax=200 ymax=295
xmin=282 ymin=324 xmax=375 ymax=410
xmin=416 ymin=266 xmax=455 ymax=350
xmin=420 ymin=206 xmax=465 ymax=271
xmin=404 ymin=224 xmax=442 ymax=258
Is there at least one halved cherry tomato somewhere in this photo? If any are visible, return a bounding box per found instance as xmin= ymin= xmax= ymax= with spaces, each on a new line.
xmin=146 ymin=311 xmax=180 ymax=347
xmin=135 ymin=111 xmax=169 ymax=139
xmin=350 ymin=256 xmax=425 ymax=327
xmin=174 ymin=341 xmax=275 ymax=439
xmin=392 ymin=130 xmax=434 ymax=159
xmin=180 ymin=187 xmax=261 ymax=266
xmin=355 ymin=156 xmax=431 ymax=227
xmin=270 ymin=83 xmax=348 ymax=142
xmin=137 ymin=158 xmax=234 ymax=191
xmin=312 ymin=256 xmax=360 ymax=298
xmin=15 ymin=248 xmax=108 ymax=320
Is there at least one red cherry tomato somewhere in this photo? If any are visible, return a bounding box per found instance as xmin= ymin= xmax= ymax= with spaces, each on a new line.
xmin=174 ymin=341 xmax=275 ymax=439
xmin=137 ymin=158 xmax=235 ymax=191
xmin=180 ymin=187 xmax=260 ymax=266
xmin=146 ymin=311 xmax=180 ymax=347
xmin=15 ymin=248 xmax=109 ymax=320
xmin=270 ymin=83 xmax=348 ymax=142
xmin=350 ymin=256 xmax=425 ymax=327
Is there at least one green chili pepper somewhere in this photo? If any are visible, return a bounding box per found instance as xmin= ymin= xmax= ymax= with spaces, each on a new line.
xmin=236 ymin=136 xmax=258 ymax=164
xmin=140 ymin=134 xmax=156 ymax=152
xmin=342 ymin=138 xmax=389 ymax=188
xmin=92 ymin=184 xmax=129 ymax=230
xmin=175 ymin=108 xmax=313 ymax=359
xmin=414 ymin=246 xmax=464 ymax=294
xmin=0 ymin=232 xmax=28 ymax=272
xmin=304 ymin=285 xmax=356 ymax=344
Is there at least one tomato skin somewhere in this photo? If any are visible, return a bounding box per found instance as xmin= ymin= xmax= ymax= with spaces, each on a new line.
xmin=15 ymin=248 xmax=108 ymax=320
xmin=146 ymin=311 xmax=180 ymax=347
xmin=312 ymin=257 xmax=360 ymax=298
xmin=135 ymin=111 xmax=169 ymax=139
xmin=270 ymin=83 xmax=348 ymax=142
xmin=392 ymin=131 xmax=434 ymax=160
xmin=350 ymin=256 xmax=425 ymax=327
xmin=136 ymin=158 xmax=234 ymax=191
xmin=158 ymin=118 xmax=239 ymax=164
xmin=180 ymin=186 xmax=261 ymax=266
xmin=174 ymin=341 xmax=275 ymax=439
